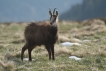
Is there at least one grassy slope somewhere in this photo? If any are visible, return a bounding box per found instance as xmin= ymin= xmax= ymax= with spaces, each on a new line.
xmin=0 ymin=19 xmax=106 ymax=71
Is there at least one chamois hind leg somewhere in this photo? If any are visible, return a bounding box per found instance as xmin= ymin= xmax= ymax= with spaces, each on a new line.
xmin=21 ymin=43 xmax=28 ymax=61
xmin=51 ymin=45 xmax=55 ymax=60
xmin=45 ymin=45 xmax=51 ymax=60
xmin=28 ymin=45 xmax=35 ymax=61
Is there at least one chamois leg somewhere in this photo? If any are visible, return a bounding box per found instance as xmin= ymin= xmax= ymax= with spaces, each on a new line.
xmin=51 ymin=45 xmax=55 ymax=60
xmin=28 ymin=46 xmax=35 ymax=61
xmin=21 ymin=43 xmax=28 ymax=61
xmin=45 ymin=45 xmax=51 ymax=60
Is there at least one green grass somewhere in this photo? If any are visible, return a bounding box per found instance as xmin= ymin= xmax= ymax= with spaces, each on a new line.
xmin=0 ymin=20 xmax=106 ymax=71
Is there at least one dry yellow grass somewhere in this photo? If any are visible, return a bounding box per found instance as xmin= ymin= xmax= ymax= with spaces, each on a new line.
xmin=0 ymin=18 xmax=106 ymax=71
xmin=55 ymin=46 xmax=72 ymax=56
xmin=0 ymin=60 xmax=15 ymax=71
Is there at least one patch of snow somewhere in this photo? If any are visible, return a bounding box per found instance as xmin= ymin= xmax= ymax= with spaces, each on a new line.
xmin=23 ymin=58 xmax=35 ymax=61
xmin=69 ymin=56 xmax=81 ymax=60
xmin=82 ymin=40 xmax=90 ymax=42
xmin=61 ymin=42 xmax=81 ymax=46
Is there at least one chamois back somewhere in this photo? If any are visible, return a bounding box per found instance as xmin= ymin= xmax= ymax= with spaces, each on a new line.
xmin=25 ymin=22 xmax=58 ymax=45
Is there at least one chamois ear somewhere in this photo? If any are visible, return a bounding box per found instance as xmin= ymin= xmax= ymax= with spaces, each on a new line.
xmin=49 ymin=8 xmax=52 ymax=16
xmin=56 ymin=11 xmax=58 ymax=16
xmin=49 ymin=11 xmax=52 ymax=16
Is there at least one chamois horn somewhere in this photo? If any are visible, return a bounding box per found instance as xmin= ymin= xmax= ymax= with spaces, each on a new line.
xmin=53 ymin=8 xmax=57 ymax=15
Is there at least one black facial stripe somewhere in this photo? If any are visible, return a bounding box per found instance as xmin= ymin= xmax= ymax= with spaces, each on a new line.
xmin=51 ymin=17 xmax=56 ymax=25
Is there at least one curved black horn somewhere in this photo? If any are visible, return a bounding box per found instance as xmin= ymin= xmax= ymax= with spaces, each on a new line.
xmin=53 ymin=8 xmax=57 ymax=14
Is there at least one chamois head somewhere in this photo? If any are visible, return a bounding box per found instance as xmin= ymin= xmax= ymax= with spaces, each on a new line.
xmin=49 ymin=8 xmax=58 ymax=26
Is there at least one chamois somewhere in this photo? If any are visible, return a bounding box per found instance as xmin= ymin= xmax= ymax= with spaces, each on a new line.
xmin=21 ymin=8 xmax=58 ymax=61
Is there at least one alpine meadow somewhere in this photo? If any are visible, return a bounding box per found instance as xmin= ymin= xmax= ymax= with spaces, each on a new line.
xmin=0 ymin=18 xmax=106 ymax=71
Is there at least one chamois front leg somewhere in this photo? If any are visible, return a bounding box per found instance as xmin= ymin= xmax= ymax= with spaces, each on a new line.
xmin=51 ymin=45 xmax=55 ymax=60
xmin=45 ymin=45 xmax=52 ymax=60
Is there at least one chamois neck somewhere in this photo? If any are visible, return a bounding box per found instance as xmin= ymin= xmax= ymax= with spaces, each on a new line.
xmin=51 ymin=22 xmax=57 ymax=27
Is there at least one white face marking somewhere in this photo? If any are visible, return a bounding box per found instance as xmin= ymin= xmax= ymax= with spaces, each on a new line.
xmin=50 ymin=15 xmax=58 ymax=27
xmin=50 ymin=16 xmax=54 ymax=23
xmin=56 ymin=17 xmax=58 ymax=23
